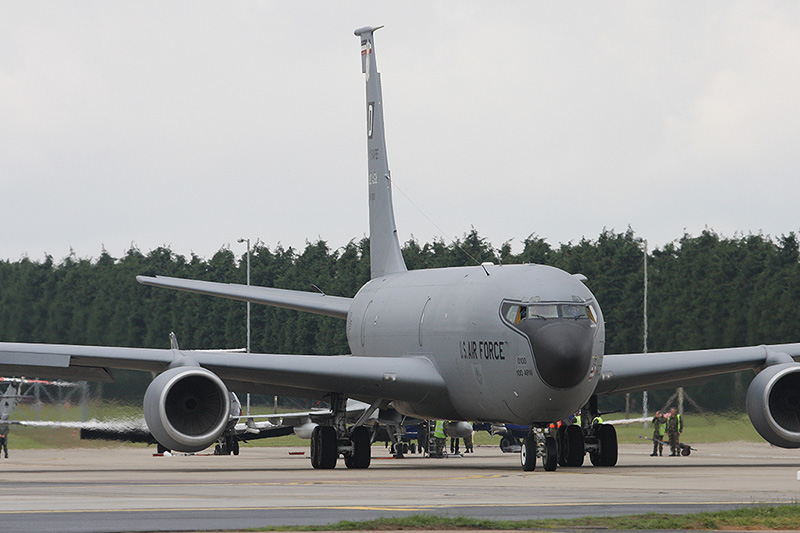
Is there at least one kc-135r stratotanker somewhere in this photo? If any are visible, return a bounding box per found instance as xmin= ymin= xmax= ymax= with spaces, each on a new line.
xmin=2 ymin=26 xmax=800 ymax=471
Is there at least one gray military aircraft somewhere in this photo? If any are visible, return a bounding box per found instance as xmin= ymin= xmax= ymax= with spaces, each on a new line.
xmin=2 ymin=26 xmax=800 ymax=471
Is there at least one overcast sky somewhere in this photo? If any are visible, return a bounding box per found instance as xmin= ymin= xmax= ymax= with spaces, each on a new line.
xmin=3 ymin=2 xmax=799 ymax=264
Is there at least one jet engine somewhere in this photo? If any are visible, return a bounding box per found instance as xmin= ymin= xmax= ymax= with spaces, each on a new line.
xmin=746 ymin=362 xmax=800 ymax=448
xmin=143 ymin=366 xmax=231 ymax=452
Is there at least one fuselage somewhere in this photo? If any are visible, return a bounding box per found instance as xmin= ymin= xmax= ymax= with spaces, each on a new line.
xmin=346 ymin=263 xmax=606 ymax=425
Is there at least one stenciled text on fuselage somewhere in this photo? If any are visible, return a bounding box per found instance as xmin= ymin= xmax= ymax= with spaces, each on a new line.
xmin=459 ymin=340 xmax=506 ymax=360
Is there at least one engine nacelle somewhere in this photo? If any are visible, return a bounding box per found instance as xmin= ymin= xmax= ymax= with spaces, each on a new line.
xmin=143 ymin=366 xmax=231 ymax=452
xmin=746 ymin=362 xmax=800 ymax=448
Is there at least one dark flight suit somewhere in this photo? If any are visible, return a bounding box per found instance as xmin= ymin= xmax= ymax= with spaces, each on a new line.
xmin=666 ymin=414 xmax=683 ymax=456
xmin=651 ymin=414 xmax=667 ymax=456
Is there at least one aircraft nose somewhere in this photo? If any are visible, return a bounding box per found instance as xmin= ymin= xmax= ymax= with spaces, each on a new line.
xmin=529 ymin=321 xmax=594 ymax=389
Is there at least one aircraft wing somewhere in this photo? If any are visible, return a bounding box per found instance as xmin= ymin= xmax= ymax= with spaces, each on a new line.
xmin=136 ymin=275 xmax=352 ymax=319
xmin=0 ymin=342 xmax=448 ymax=404
xmin=595 ymin=342 xmax=800 ymax=395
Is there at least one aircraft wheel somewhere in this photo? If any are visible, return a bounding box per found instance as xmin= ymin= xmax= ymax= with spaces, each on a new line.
xmin=591 ymin=424 xmax=617 ymax=467
xmin=543 ymin=436 xmax=558 ymax=471
xmin=345 ymin=426 xmax=371 ymax=469
xmin=311 ymin=426 xmax=338 ymax=469
xmin=520 ymin=434 xmax=536 ymax=471
xmin=310 ymin=426 xmax=320 ymax=468
xmin=556 ymin=426 xmax=567 ymax=466
xmin=564 ymin=424 xmax=585 ymax=467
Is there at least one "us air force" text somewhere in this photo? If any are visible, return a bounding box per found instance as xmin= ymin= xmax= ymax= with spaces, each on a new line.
xmin=459 ymin=340 xmax=505 ymax=360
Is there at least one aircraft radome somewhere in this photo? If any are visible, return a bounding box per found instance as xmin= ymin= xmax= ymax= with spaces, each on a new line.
xmin=2 ymin=26 xmax=800 ymax=472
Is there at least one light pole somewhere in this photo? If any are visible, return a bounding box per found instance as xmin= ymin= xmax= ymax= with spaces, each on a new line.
xmin=237 ymin=238 xmax=251 ymax=416
xmin=237 ymin=238 xmax=251 ymax=354
xmin=636 ymin=237 xmax=649 ymax=420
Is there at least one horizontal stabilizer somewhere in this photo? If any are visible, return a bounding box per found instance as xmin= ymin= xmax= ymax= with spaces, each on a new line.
xmin=137 ymin=275 xmax=352 ymax=319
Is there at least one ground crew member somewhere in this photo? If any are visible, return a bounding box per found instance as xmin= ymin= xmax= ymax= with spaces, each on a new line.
xmin=433 ymin=420 xmax=446 ymax=458
xmin=650 ymin=410 xmax=667 ymax=456
xmin=450 ymin=436 xmax=460 ymax=454
xmin=0 ymin=427 xmax=8 ymax=459
xmin=464 ymin=428 xmax=474 ymax=453
xmin=666 ymin=407 xmax=683 ymax=456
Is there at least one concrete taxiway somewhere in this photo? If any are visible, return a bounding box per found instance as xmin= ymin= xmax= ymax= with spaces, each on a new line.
xmin=0 ymin=442 xmax=798 ymax=532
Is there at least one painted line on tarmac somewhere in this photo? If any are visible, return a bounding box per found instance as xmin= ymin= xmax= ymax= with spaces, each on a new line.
xmin=0 ymin=472 xmax=510 ymax=490
xmin=0 ymin=500 xmax=778 ymax=516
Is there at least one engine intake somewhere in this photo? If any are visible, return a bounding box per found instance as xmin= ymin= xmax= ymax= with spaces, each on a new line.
xmin=746 ymin=362 xmax=800 ymax=448
xmin=144 ymin=366 xmax=230 ymax=452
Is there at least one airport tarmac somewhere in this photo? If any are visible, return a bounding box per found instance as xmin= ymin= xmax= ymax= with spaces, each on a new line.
xmin=0 ymin=441 xmax=798 ymax=532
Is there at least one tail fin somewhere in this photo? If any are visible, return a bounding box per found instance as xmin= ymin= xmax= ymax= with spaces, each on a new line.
xmin=354 ymin=26 xmax=407 ymax=279
xmin=0 ymin=384 xmax=20 ymax=424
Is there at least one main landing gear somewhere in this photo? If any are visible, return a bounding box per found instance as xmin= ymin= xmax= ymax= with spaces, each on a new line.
xmin=214 ymin=435 xmax=240 ymax=455
xmin=309 ymin=394 xmax=374 ymax=470
xmin=519 ymin=396 xmax=618 ymax=472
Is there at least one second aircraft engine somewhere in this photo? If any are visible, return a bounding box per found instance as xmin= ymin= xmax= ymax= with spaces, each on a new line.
xmin=746 ymin=362 xmax=800 ymax=448
xmin=143 ymin=366 xmax=231 ymax=452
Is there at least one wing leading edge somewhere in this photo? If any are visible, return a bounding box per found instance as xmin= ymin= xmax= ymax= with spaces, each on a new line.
xmin=0 ymin=342 xmax=447 ymax=405
xmin=596 ymin=342 xmax=800 ymax=395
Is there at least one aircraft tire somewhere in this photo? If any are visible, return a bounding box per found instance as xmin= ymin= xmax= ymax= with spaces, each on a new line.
xmin=311 ymin=426 xmax=338 ymax=469
xmin=591 ymin=424 xmax=617 ymax=467
xmin=543 ymin=436 xmax=558 ymax=471
xmin=520 ymin=434 xmax=536 ymax=471
xmin=500 ymin=436 xmax=512 ymax=453
xmin=564 ymin=424 xmax=585 ymax=467
xmin=345 ymin=426 xmax=371 ymax=469
xmin=318 ymin=426 xmax=338 ymax=469
xmin=556 ymin=426 xmax=567 ymax=466
xmin=310 ymin=426 xmax=321 ymax=468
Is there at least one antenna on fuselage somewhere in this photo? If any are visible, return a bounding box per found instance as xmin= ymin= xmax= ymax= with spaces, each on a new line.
xmin=355 ymin=26 xmax=407 ymax=280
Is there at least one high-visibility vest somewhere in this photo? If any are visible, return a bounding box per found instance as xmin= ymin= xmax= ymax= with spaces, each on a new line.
xmin=434 ymin=420 xmax=446 ymax=438
xmin=592 ymin=415 xmax=603 ymax=425
xmin=574 ymin=415 xmax=582 ymax=426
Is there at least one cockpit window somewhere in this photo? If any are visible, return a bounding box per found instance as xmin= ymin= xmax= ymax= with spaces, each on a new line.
xmin=530 ymin=305 xmax=559 ymax=319
xmin=503 ymin=302 xmax=596 ymax=324
xmin=561 ymin=304 xmax=589 ymax=319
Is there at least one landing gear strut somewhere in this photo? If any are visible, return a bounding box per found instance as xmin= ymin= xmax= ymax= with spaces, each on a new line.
xmin=309 ymin=394 xmax=375 ymax=470
xmin=520 ymin=428 xmax=558 ymax=472
xmin=214 ymin=435 xmax=240 ymax=455
xmin=584 ymin=395 xmax=618 ymax=467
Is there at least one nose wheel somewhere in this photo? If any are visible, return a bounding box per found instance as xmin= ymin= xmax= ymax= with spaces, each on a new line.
xmin=520 ymin=429 xmax=558 ymax=472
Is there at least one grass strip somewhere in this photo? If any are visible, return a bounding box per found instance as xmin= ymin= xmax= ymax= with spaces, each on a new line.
xmin=252 ymin=504 xmax=800 ymax=530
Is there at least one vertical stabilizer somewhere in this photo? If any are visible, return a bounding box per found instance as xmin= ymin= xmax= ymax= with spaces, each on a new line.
xmin=354 ymin=26 xmax=407 ymax=279
xmin=0 ymin=383 xmax=19 ymax=426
